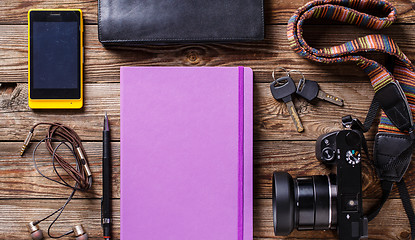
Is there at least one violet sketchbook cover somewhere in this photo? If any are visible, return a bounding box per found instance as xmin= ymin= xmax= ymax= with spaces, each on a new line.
xmin=120 ymin=67 xmax=253 ymax=240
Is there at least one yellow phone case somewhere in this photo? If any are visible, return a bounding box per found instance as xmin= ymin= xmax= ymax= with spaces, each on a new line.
xmin=28 ymin=9 xmax=83 ymax=109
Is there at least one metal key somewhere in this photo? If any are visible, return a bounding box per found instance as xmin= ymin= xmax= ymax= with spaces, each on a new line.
xmin=270 ymin=75 xmax=304 ymax=132
xmin=296 ymin=78 xmax=344 ymax=106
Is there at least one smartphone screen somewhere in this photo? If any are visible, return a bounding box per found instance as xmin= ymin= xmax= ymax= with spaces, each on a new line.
xmin=29 ymin=11 xmax=81 ymax=99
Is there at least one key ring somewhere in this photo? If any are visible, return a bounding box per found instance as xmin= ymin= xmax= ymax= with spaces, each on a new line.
xmin=288 ymin=69 xmax=305 ymax=81
xmin=272 ymin=67 xmax=289 ymax=81
xmin=288 ymin=69 xmax=306 ymax=90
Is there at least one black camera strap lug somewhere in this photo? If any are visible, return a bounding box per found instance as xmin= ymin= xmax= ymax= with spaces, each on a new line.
xmin=342 ymin=97 xmax=380 ymax=133
xmin=342 ymin=115 xmax=365 ymax=132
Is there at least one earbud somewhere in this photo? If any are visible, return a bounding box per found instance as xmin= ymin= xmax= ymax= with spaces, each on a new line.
xmin=28 ymin=222 xmax=88 ymax=240
xmin=28 ymin=222 xmax=44 ymax=240
xmin=73 ymin=225 xmax=88 ymax=240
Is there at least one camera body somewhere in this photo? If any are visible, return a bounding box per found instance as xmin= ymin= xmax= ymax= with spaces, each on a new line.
xmin=316 ymin=129 xmax=368 ymax=239
xmin=273 ymin=129 xmax=368 ymax=239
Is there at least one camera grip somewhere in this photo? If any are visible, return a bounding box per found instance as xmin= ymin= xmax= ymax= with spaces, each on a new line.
xmin=374 ymin=132 xmax=414 ymax=182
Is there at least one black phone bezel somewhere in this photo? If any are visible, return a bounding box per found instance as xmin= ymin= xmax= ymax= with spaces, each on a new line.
xmin=29 ymin=10 xmax=81 ymax=100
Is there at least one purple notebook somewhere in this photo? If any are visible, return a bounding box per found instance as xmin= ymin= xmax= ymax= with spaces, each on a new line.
xmin=120 ymin=67 xmax=253 ymax=240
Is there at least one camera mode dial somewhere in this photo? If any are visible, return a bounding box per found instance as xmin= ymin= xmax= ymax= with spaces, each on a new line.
xmin=345 ymin=150 xmax=361 ymax=166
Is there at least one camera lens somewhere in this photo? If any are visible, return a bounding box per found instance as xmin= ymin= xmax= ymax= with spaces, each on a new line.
xmin=272 ymin=172 xmax=337 ymax=235
xmin=272 ymin=172 xmax=295 ymax=235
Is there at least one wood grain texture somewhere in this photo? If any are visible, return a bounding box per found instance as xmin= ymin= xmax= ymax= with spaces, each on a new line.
xmin=0 ymin=198 xmax=413 ymax=240
xmin=2 ymin=25 xmax=415 ymax=83
xmin=0 ymin=142 xmax=120 ymax=199
xmin=0 ymin=199 xmax=118 ymax=240
xmin=0 ymin=0 xmax=414 ymax=25
xmin=0 ymin=83 xmax=119 ymax=141
xmin=1 ymin=141 xmax=414 ymax=200
xmin=0 ymin=81 xmax=378 ymax=141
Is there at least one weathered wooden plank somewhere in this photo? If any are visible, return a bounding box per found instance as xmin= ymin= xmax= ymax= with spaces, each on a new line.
xmin=0 ymin=198 xmax=412 ymax=239
xmin=0 ymin=0 xmax=99 ymax=25
xmin=0 ymin=199 xmax=118 ymax=240
xmin=0 ymin=142 xmax=119 ymax=199
xmin=1 ymin=141 xmax=414 ymax=200
xmin=0 ymin=0 xmax=414 ymax=25
xmin=2 ymin=25 xmax=415 ymax=83
xmin=0 ymin=83 xmax=119 ymax=141
xmin=0 ymin=82 xmax=377 ymax=142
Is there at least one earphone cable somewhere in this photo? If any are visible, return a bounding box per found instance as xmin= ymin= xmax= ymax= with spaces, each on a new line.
xmin=29 ymin=123 xmax=92 ymax=239
xmin=32 ymin=138 xmax=79 ymax=238
xmin=30 ymin=122 xmax=92 ymax=190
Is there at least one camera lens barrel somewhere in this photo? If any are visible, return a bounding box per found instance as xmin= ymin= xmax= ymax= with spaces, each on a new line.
xmin=272 ymin=172 xmax=295 ymax=235
xmin=311 ymin=175 xmax=337 ymax=229
xmin=273 ymin=172 xmax=337 ymax=236
xmin=296 ymin=177 xmax=315 ymax=230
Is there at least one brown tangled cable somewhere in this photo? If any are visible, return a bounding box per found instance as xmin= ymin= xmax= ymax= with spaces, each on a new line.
xmin=27 ymin=122 xmax=92 ymax=190
xmin=21 ymin=122 xmax=93 ymax=238
xmin=41 ymin=123 xmax=91 ymax=189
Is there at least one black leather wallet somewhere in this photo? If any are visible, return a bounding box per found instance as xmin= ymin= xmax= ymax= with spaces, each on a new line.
xmin=98 ymin=0 xmax=264 ymax=45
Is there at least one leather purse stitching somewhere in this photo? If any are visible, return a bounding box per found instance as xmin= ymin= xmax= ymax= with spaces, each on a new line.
xmin=261 ymin=0 xmax=264 ymax=39
xmin=98 ymin=0 xmax=102 ymax=41
xmin=100 ymin=37 xmax=263 ymax=42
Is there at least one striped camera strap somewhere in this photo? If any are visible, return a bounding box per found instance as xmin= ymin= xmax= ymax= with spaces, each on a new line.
xmin=288 ymin=0 xmax=415 ymax=237
xmin=288 ymin=0 xmax=415 ymax=134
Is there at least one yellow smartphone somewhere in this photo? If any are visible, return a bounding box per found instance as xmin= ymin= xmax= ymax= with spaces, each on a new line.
xmin=28 ymin=9 xmax=83 ymax=109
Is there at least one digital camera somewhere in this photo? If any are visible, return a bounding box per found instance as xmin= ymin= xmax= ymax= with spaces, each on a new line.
xmin=272 ymin=129 xmax=368 ymax=240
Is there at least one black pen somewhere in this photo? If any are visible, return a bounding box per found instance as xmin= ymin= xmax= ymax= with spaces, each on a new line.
xmin=102 ymin=113 xmax=112 ymax=239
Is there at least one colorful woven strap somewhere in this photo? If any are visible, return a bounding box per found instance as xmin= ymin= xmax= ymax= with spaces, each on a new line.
xmin=287 ymin=0 xmax=415 ymax=135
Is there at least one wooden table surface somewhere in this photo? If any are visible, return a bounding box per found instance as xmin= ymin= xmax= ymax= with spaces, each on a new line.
xmin=1 ymin=0 xmax=415 ymax=239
